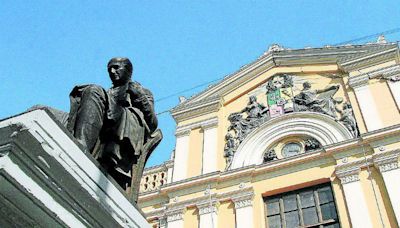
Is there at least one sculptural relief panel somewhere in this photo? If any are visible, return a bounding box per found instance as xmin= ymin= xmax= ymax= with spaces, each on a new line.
xmin=223 ymin=73 xmax=359 ymax=170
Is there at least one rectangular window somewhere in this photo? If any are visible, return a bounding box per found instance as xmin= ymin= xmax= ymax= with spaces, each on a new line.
xmin=264 ymin=183 xmax=340 ymax=228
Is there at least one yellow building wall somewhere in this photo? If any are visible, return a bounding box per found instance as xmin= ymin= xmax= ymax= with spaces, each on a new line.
xmin=218 ymin=201 xmax=236 ymax=228
xmin=184 ymin=207 xmax=199 ymax=228
xmin=361 ymin=167 xmax=398 ymax=228
xmin=369 ymin=79 xmax=400 ymax=127
xmin=141 ymin=55 xmax=400 ymax=227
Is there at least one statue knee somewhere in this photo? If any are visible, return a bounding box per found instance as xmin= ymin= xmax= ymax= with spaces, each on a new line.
xmin=82 ymin=85 xmax=106 ymax=100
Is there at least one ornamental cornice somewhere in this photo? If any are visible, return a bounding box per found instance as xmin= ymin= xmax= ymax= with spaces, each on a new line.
xmin=171 ymin=97 xmax=221 ymax=123
xmin=171 ymin=43 xmax=396 ymax=116
xmin=201 ymin=119 xmax=219 ymax=130
xmin=366 ymin=64 xmax=400 ymax=80
xmin=335 ymin=158 xmax=372 ymax=184
xmin=373 ymin=149 xmax=400 ymax=173
xmin=174 ymin=129 xmax=190 ymax=138
xmin=143 ymin=162 xmax=169 ymax=176
xmin=348 ymin=64 xmax=400 ymax=89
xmin=0 ymin=144 xmax=12 ymax=158
xmin=165 ymin=160 xmax=174 ymax=168
xmin=339 ymin=47 xmax=398 ymax=72
xmin=348 ymin=74 xmax=370 ymax=89
xmin=145 ymin=206 xmax=166 ymax=220
xmin=175 ymin=117 xmax=218 ymax=135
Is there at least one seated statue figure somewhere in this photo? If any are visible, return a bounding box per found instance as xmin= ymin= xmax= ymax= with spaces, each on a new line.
xmin=32 ymin=57 xmax=162 ymax=203
xmin=294 ymin=81 xmax=340 ymax=117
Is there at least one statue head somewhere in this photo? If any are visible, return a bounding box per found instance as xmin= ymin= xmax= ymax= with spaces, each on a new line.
xmin=225 ymin=133 xmax=232 ymax=140
xmin=343 ymin=102 xmax=352 ymax=110
xmin=249 ymin=96 xmax=257 ymax=103
xmin=303 ymin=81 xmax=311 ymax=90
xmin=107 ymin=57 xmax=133 ymax=86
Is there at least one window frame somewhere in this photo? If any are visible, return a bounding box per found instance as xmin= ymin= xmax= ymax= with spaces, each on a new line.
xmin=263 ymin=183 xmax=340 ymax=228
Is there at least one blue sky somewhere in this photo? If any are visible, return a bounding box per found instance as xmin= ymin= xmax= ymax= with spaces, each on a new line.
xmin=1 ymin=1 xmax=399 ymax=167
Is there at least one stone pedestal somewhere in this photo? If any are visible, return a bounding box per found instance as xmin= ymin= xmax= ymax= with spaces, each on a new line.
xmin=0 ymin=109 xmax=150 ymax=227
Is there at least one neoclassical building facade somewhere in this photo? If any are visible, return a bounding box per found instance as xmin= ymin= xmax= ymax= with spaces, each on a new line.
xmin=138 ymin=38 xmax=400 ymax=228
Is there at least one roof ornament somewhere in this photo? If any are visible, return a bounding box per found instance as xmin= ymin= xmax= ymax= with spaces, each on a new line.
xmin=178 ymin=96 xmax=187 ymax=103
xmin=267 ymin=44 xmax=284 ymax=53
xmin=377 ymin=35 xmax=387 ymax=44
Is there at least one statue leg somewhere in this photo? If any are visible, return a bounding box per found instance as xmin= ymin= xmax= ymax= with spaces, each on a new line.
xmin=73 ymin=85 xmax=106 ymax=153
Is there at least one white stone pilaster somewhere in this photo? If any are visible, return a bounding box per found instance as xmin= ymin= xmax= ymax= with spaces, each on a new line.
xmin=166 ymin=161 xmax=174 ymax=184
xmin=197 ymin=201 xmax=218 ymax=228
xmin=335 ymin=163 xmax=373 ymax=228
xmin=172 ymin=130 xmax=190 ymax=182
xmin=349 ymin=75 xmax=383 ymax=132
xmin=232 ymin=192 xmax=254 ymax=228
xmin=387 ymin=81 xmax=400 ymax=110
xmin=166 ymin=207 xmax=185 ymax=228
xmin=201 ymin=121 xmax=218 ymax=174
xmin=373 ymin=149 xmax=400 ymax=223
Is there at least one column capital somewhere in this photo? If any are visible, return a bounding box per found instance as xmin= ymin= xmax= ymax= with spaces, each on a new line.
xmin=158 ymin=217 xmax=167 ymax=228
xmin=231 ymin=191 xmax=254 ymax=209
xmin=166 ymin=207 xmax=186 ymax=223
xmin=373 ymin=149 xmax=400 ymax=173
xmin=335 ymin=159 xmax=371 ymax=184
xmin=196 ymin=200 xmax=219 ymax=215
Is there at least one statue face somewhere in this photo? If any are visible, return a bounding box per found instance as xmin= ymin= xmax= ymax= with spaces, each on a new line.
xmin=108 ymin=61 xmax=131 ymax=85
xmin=272 ymin=75 xmax=285 ymax=89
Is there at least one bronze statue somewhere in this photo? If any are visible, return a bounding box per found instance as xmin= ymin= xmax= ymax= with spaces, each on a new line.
xmin=33 ymin=58 xmax=162 ymax=203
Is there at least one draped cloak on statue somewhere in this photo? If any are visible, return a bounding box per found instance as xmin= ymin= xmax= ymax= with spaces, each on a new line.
xmin=66 ymin=81 xmax=158 ymax=178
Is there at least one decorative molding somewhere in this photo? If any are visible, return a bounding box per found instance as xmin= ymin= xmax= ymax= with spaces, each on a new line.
xmin=379 ymin=163 xmax=398 ymax=172
xmin=144 ymin=206 xmax=167 ymax=220
xmin=0 ymin=144 xmax=11 ymax=158
xmin=201 ymin=119 xmax=219 ymax=130
xmin=348 ymin=74 xmax=370 ymax=89
xmin=144 ymin=187 xmax=255 ymax=221
xmin=373 ymin=149 xmax=400 ymax=173
xmin=349 ymin=64 xmax=400 ymax=89
xmin=171 ymin=96 xmax=221 ymax=123
xmin=165 ymin=160 xmax=174 ymax=169
xmin=174 ymin=129 xmax=191 ymax=138
xmin=338 ymin=174 xmax=360 ymax=184
xmin=143 ymin=162 xmax=169 ymax=175
xmin=233 ymin=199 xmax=253 ymax=209
xmin=176 ymin=117 xmax=218 ymax=135
xmin=339 ymin=47 xmax=398 ymax=72
xmin=180 ymin=43 xmax=397 ymax=110
xmin=363 ymin=64 xmax=400 ymax=82
xmin=231 ymin=112 xmax=353 ymax=169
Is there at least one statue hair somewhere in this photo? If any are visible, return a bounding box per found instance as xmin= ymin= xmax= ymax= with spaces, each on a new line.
xmin=107 ymin=57 xmax=133 ymax=76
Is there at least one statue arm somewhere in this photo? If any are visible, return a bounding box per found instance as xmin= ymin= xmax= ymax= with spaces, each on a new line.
xmin=128 ymin=82 xmax=158 ymax=132
xmin=316 ymin=84 xmax=340 ymax=94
